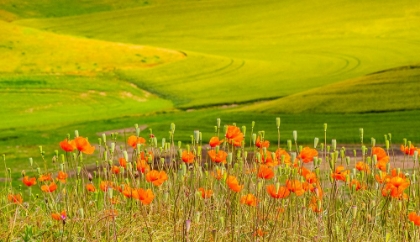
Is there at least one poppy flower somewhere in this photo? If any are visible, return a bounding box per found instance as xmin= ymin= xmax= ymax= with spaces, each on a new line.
xmin=100 ymin=181 xmax=113 ymax=192
xmin=7 ymin=194 xmax=23 ymax=204
xmin=127 ymin=135 xmax=146 ymax=149
xmin=139 ymin=151 xmax=154 ymax=161
xmin=86 ymin=183 xmax=96 ymax=192
xmin=119 ymin=157 xmax=127 ymax=168
xmin=211 ymin=169 xmax=223 ymax=180
xmin=209 ymin=137 xmax=224 ymax=147
xmin=401 ymin=144 xmax=416 ymax=156
xmin=355 ymin=161 xmax=370 ymax=172
xmin=122 ymin=185 xmax=133 ymax=198
xmin=22 ymin=176 xmax=37 ymax=187
xmin=182 ymin=150 xmax=195 ymax=164
xmin=275 ymin=148 xmax=291 ymax=165
xmin=51 ymin=210 xmax=66 ymax=221
xmin=240 ymin=194 xmax=258 ymax=206
xmin=133 ymin=188 xmax=154 ymax=205
xmin=257 ymin=165 xmax=274 ymax=179
xmin=299 ymin=167 xmax=317 ymax=184
xmin=145 ymin=170 xmax=168 ymax=186
xmin=41 ymin=182 xmax=57 ymax=193
xmin=309 ymin=196 xmax=322 ymax=213
xmin=331 ymin=166 xmax=348 ymax=181
xmin=409 ymin=212 xmax=420 ymax=226
xmin=225 ymin=126 xmax=244 ymax=147
xmin=136 ymin=159 xmax=150 ymax=173
xmin=38 ymin=173 xmax=52 ymax=182
xmin=256 ymin=137 xmax=270 ymax=148
xmin=253 ymin=229 xmax=266 ymax=237
xmin=59 ymin=138 xmax=75 ymax=152
xmin=375 ymin=171 xmax=389 ymax=184
xmin=71 ymin=136 xmax=95 ymax=154
xmin=267 ymin=184 xmax=290 ymax=199
xmin=198 ymin=187 xmax=213 ymax=199
xmin=226 ymin=175 xmax=243 ymax=192
xmin=349 ymin=179 xmax=364 ymax=191
xmin=298 ymin=147 xmax=318 ymax=163
xmin=381 ymin=176 xmax=410 ymax=199
xmin=57 ymin=171 xmax=68 ymax=183
xmin=111 ymin=166 xmax=120 ymax=174
xmin=373 ymin=147 xmax=389 ymax=171
xmin=207 ymin=150 xmax=228 ymax=164
xmin=285 ymin=179 xmax=305 ymax=196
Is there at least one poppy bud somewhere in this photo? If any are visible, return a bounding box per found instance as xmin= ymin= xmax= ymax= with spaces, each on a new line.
xmin=314 ymin=137 xmax=319 ymax=149
xmin=244 ymin=151 xmax=248 ymax=160
xmin=108 ymin=188 xmax=113 ymax=199
xmin=60 ymin=163 xmax=64 ymax=171
xmin=327 ymin=145 xmax=330 ymax=153
xmin=216 ymin=118 xmax=221 ymax=129
xmin=385 ymin=140 xmax=390 ymax=150
xmin=88 ymin=172 xmax=93 ymax=181
xmin=324 ymin=123 xmax=327 ymax=132
xmin=110 ymin=143 xmax=115 ymax=154
xmin=331 ymin=139 xmax=336 ymax=151
xmin=77 ymin=166 xmax=81 ymax=176
xmin=29 ymin=157 xmax=33 ymax=167
xmin=75 ymin=130 xmax=79 ymax=138
xmin=352 ymin=206 xmax=357 ymax=219
xmin=345 ymin=156 xmax=350 ymax=166
xmin=293 ymin=131 xmax=297 ymax=142
xmin=251 ymin=121 xmax=255 ymax=128
xmin=403 ymin=138 xmax=407 ymax=147
xmin=361 ymin=146 xmax=366 ymax=155
xmin=102 ymin=133 xmax=107 ymax=143
xmin=79 ymin=208 xmax=84 ymax=219
xmin=276 ymin=117 xmax=280 ymax=129
xmin=359 ymin=128 xmax=363 ymax=142
xmin=219 ymin=216 xmax=225 ymax=228
xmin=287 ymin=140 xmax=292 ymax=151
xmin=227 ymin=152 xmax=232 ymax=164
xmin=170 ymin=123 xmax=176 ymax=133
xmin=241 ymin=126 xmax=246 ymax=137
xmin=195 ymin=212 xmax=201 ymax=223
xmin=252 ymin=133 xmax=256 ymax=145
xmin=371 ymin=138 xmax=375 ymax=147
xmin=298 ymin=145 xmax=302 ymax=153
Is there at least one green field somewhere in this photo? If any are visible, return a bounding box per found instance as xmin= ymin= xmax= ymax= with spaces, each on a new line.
xmin=1 ymin=0 xmax=420 ymax=171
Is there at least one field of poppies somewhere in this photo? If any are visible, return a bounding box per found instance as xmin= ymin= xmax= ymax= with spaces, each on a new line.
xmin=2 ymin=119 xmax=420 ymax=241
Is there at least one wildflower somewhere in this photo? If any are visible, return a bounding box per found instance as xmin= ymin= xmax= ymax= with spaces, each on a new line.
xmin=375 ymin=171 xmax=389 ymax=184
xmin=133 ymin=188 xmax=154 ymax=205
xmin=373 ymin=147 xmax=389 ymax=171
xmin=267 ymin=184 xmax=290 ymax=199
xmin=381 ymin=176 xmax=410 ymax=199
xmin=146 ymin=170 xmax=168 ymax=186
xmin=127 ymin=135 xmax=146 ymax=148
xmin=309 ymin=196 xmax=322 ymax=213
xmin=51 ymin=210 xmax=66 ymax=221
xmin=119 ymin=157 xmax=127 ymax=168
xmin=298 ymin=147 xmax=318 ymax=163
xmin=59 ymin=138 xmax=75 ymax=152
xmin=57 ymin=171 xmax=68 ymax=183
xmin=355 ymin=161 xmax=370 ymax=173
xmin=38 ymin=173 xmax=52 ymax=182
xmin=257 ymin=165 xmax=274 ymax=179
xmin=409 ymin=212 xmax=420 ymax=226
xmin=207 ymin=150 xmax=228 ymax=164
xmin=182 ymin=150 xmax=195 ymax=164
xmin=275 ymin=148 xmax=291 ymax=165
xmin=331 ymin=165 xmax=348 ymax=181
xmin=198 ymin=187 xmax=213 ymax=199
xmin=136 ymin=159 xmax=150 ymax=173
xmin=209 ymin=137 xmax=224 ymax=147
xmin=211 ymin=169 xmax=223 ymax=180
xmin=111 ymin=165 xmax=120 ymax=174
xmin=100 ymin=181 xmax=113 ymax=192
xmin=299 ymin=167 xmax=317 ymax=184
xmin=286 ymin=179 xmax=305 ymax=196
xmin=253 ymin=228 xmax=266 ymax=237
xmin=226 ymin=175 xmax=243 ymax=192
xmin=71 ymin=136 xmax=95 ymax=154
xmin=22 ymin=176 xmax=37 ymax=187
xmin=256 ymin=137 xmax=270 ymax=148
xmin=122 ymin=185 xmax=133 ymax=198
xmin=8 ymin=194 xmax=23 ymax=204
xmin=86 ymin=183 xmax=95 ymax=192
xmin=349 ymin=179 xmax=364 ymax=191
xmin=401 ymin=144 xmax=416 ymax=156
xmin=225 ymin=126 xmax=244 ymax=147
xmin=240 ymin=194 xmax=258 ymax=206
xmin=41 ymin=182 xmax=57 ymax=193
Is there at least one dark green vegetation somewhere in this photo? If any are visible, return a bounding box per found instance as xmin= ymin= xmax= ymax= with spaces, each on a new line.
xmin=0 ymin=0 xmax=419 ymax=171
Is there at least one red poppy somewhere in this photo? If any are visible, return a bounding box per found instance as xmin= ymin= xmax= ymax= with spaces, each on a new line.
xmin=255 ymin=137 xmax=270 ymax=148
xmin=145 ymin=170 xmax=168 ymax=186
xmin=267 ymin=184 xmax=290 ymax=199
xmin=226 ymin=175 xmax=243 ymax=192
xmin=375 ymin=171 xmax=389 ymax=184
xmin=86 ymin=183 xmax=95 ymax=192
xmin=209 ymin=137 xmax=224 ymax=147
xmin=309 ymin=196 xmax=322 ymax=213
xmin=111 ymin=166 xmax=120 ymax=174
xmin=22 ymin=176 xmax=37 ymax=187
xmin=225 ymin=126 xmax=244 ymax=147
xmin=257 ymin=165 xmax=274 ymax=179
xmin=71 ymin=136 xmax=95 ymax=154
xmin=127 ymin=135 xmax=146 ymax=149
xmin=285 ymin=179 xmax=305 ymax=196
xmin=409 ymin=212 xmax=420 ymax=226
xmin=59 ymin=138 xmax=75 ymax=152
xmin=298 ymin=147 xmax=318 ymax=163
xmin=51 ymin=210 xmax=67 ymax=221
xmin=41 ymin=182 xmax=57 ymax=193
xmin=299 ymin=167 xmax=317 ymax=184
xmin=207 ymin=150 xmax=228 ymax=164
xmin=381 ymin=176 xmax=410 ymax=199
xmin=349 ymin=179 xmax=364 ymax=191
xmin=119 ymin=157 xmax=127 ymax=168
xmin=136 ymin=159 xmax=150 ymax=173
xmin=355 ymin=161 xmax=370 ymax=172
xmin=182 ymin=150 xmax=195 ymax=164
xmin=211 ymin=169 xmax=223 ymax=180
xmin=331 ymin=166 xmax=348 ymax=181
xmin=373 ymin=147 xmax=389 ymax=171
xmin=240 ymin=194 xmax=258 ymax=206
xmin=7 ymin=194 xmax=23 ymax=204
xmin=100 ymin=181 xmax=113 ymax=192
xmin=401 ymin=144 xmax=416 ymax=156
xmin=275 ymin=148 xmax=291 ymax=165
xmin=133 ymin=188 xmax=154 ymax=205
xmin=198 ymin=187 xmax=213 ymax=199
xmin=38 ymin=173 xmax=53 ymax=182
xmin=57 ymin=171 xmax=68 ymax=183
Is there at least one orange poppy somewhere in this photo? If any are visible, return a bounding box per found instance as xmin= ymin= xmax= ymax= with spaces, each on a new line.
xmin=275 ymin=148 xmax=291 ymax=165
xmin=59 ymin=138 xmax=75 ymax=152
xmin=373 ymin=147 xmax=389 ymax=171
xmin=207 ymin=150 xmax=228 ymax=164
xmin=7 ymin=194 xmax=23 ymax=204
xmin=209 ymin=137 xmax=224 ymax=147
xmin=136 ymin=159 xmax=150 ymax=173
xmin=309 ymin=196 xmax=322 ymax=213
xmin=285 ymin=179 xmax=305 ymax=196
xmin=133 ymin=188 xmax=154 ymax=205
xmin=86 ymin=183 xmax=96 ymax=192
xmin=375 ymin=171 xmax=389 ymax=184
xmin=38 ymin=173 xmax=53 ymax=182
xmin=51 ymin=210 xmax=66 ymax=221
xmin=267 ymin=184 xmax=290 ymax=199
xmin=255 ymin=137 xmax=270 ymax=148
xmin=22 ymin=176 xmax=37 ymax=187
xmin=139 ymin=151 xmax=154 ymax=161
xmin=127 ymin=135 xmax=146 ymax=149
xmin=226 ymin=175 xmax=243 ymax=192
xmin=182 ymin=150 xmax=195 ymax=164
xmin=57 ymin=171 xmax=68 ymax=183
xmin=111 ymin=166 xmax=120 ymax=174
xmin=122 ymin=185 xmax=134 ymax=198
xmin=298 ymin=147 xmax=318 ymax=163
xmin=145 ymin=170 xmax=168 ymax=186
xmin=119 ymin=157 xmax=127 ymax=168
xmin=381 ymin=176 xmax=410 ymax=199
xmin=409 ymin=212 xmax=420 ymax=226
xmin=401 ymin=144 xmax=416 ymax=156
xmin=211 ymin=169 xmax=223 ymax=180
xmin=257 ymin=165 xmax=274 ymax=179
xmin=260 ymin=150 xmax=276 ymax=166
xmin=100 ymin=181 xmax=113 ymax=192
xmin=240 ymin=194 xmax=258 ymax=206
xmin=41 ymin=182 xmax=57 ymax=193
xmin=331 ymin=166 xmax=348 ymax=181
xmin=299 ymin=167 xmax=317 ymax=184
xmin=225 ymin=126 xmax=244 ymax=147
xmin=71 ymin=136 xmax=95 ymax=154
xmin=349 ymin=179 xmax=364 ymax=191
xmin=198 ymin=187 xmax=213 ymax=199
xmin=355 ymin=161 xmax=370 ymax=172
